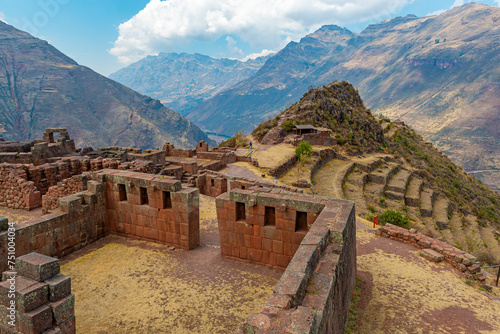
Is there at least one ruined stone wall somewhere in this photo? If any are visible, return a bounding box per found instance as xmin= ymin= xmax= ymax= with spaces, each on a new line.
xmin=301 ymin=133 xmax=338 ymax=147
xmin=42 ymin=174 xmax=91 ymax=211
xmin=0 ymin=164 xmax=41 ymax=211
xmin=128 ymin=150 xmax=166 ymax=166
xmin=0 ymin=180 xmax=107 ymax=273
xmin=216 ymin=189 xmax=324 ymax=270
xmin=96 ymin=170 xmax=200 ymax=250
xmin=268 ymin=156 xmax=298 ymax=179
xmin=163 ymin=143 xmax=196 ymax=157
xmin=197 ymin=173 xmax=228 ymax=197
xmin=229 ymin=178 xmax=303 ymax=194
xmin=376 ymin=224 xmax=483 ymax=280
xmin=310 ymin=149 xmax=346 ymax=181
xmin=0 ymin=253 xmax=75 ymax=334
xmin=240 ymin=197 xmax=356 ymax=334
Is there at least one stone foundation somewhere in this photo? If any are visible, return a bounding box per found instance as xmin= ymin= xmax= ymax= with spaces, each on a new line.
xmin=0 ymin=253 xmax=75 ymax=334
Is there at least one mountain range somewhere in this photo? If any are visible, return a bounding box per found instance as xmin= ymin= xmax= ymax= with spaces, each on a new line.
xmin=109 ymin=53 xmax=268 ymax=115
xmin=0 ymin=21 xmax=213 ymax=149
xmin=114 ymin=3 xmax=498 ymax=173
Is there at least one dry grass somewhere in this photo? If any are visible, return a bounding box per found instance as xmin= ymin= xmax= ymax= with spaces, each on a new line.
xmin=356 ymin=230 xmax=500 ymax=334
xmin=62 ymin=237 xmax=278 ymax=334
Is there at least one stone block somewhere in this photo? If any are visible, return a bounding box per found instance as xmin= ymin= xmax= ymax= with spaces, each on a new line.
xmin=284 ymin=306 xmax=318 ymax=334
xmin=244 ymin=313 xmax=271 ymax=333
xmin=420 ymin=249 xmax=444 ymax=263
xmin=57 ymin=315 xmax=76 ymax=334
xmin=49 ymin=294 xmax=74 ymax=325
xmin=0 ymin=276 xmax=46 ymax=313
xmin=45 ymin=274 xmax=71 ymax=302
xmin=17 ymin=253 xmax=60 ymax=282
xmin=274 ymin=271 xmax=308 ymax=307
xmin=0 ymin=216 xmax=8 ymax=231
xmin=18 ymin=305 xmax=53 ymax=334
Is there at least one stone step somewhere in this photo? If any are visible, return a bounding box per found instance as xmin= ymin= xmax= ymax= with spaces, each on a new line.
xmin=433 ymin=196 xmax=450 ymax=230
xmin=368 ymin=162 xmax=399 ymax=185
xmin=385 ymin=191 xmax=404 ymax=201
xmin=386 ymin=168 xmax=412 ymax=194
xmin=313 ymin=159 xmax=355 ymax=200
xmin=420 ymin=187 xmax=435 ymax=218
xmin=405 ymin=176 xmax=423 ymax=207
xmin=345 ymin=171 xmax=369 ymax=217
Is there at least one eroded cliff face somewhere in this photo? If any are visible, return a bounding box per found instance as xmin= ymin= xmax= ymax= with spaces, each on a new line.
xmin=0 ymin=21 xmax=214 ymax=150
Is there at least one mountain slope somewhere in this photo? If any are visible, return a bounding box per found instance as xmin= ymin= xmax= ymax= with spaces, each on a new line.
xmin=251 ymin=81 xmax=500 ymax=263
xmin=188 ymin=3 xmax=499 ymax=172
xmin=109 ymin=53 xmax=268 ymax=115
xmin=0 ymin=21 xmax=213 ymax=149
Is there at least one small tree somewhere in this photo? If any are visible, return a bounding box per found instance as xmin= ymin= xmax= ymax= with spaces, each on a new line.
xmin=296 ymin=141 xmax=312 ymax=161
xmin=295 ymin=141 xmax=312 ymax=172
xmin=281 ymin=120 xmax=296 ymax=132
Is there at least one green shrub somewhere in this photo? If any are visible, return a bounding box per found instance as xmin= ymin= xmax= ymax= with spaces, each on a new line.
xmin=296 ymin=141 xmax=312 ymax=161
xmin=281 ymin=120 xmax=296 ymax=132
xmin=219 ymin=129 xmax=248 ymax=148
xmin=379 ymin=209 xmax=410 ymax=229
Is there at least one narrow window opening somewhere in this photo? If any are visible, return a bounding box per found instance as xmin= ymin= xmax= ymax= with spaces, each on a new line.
xmin=241 ymin=185 xmax=246 ymax=190
xmin=140 ymin=187 xmax=149 ymax=205
xmin=236 ymin=202 xmax=246 ymax=221
xmin=211 ymin=179 xmax=215 ymax=187
xmin=118 ymin=184 xmax=127 ymax=202
xmin=163 ymin=191 xmax=172 ymax=209
xmin=296 ymin=211 xmax=308 ymax=232
xmin=265 ymin=206 xmax=275 ymax=226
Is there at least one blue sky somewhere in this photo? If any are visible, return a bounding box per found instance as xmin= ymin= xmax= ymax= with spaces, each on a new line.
xmin=0 ymin=0 xmax=498 ymax=76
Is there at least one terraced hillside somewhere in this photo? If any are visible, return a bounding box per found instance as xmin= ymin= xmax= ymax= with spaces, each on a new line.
xmin=247 ymin=82 xmax=500 ymax=265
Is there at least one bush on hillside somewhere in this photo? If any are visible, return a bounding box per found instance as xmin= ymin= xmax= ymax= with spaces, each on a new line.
xmin=379 ymin=209 xmax=410 ymax=229
xmin=281 ymin=120 xmax=296 ymax=132
xmin=219 ymin=129 xmax=249 ymax=148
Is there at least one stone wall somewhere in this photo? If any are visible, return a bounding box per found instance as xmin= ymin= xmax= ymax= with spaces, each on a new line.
xmin=0 ymin=180 xmax=107 ymax=273
xmin=42 ymin=174 xmax=91 ymax=211
xmin=0 ymin=164 xmax=41 ymax=211
xmin=163 ymin=143 xmax=195 ymax=157
xmin=0 ymin=253 xmax=75 ymax=334
xmin=301 ymin=133 xmax=337 ymax=147
xmin=376 ymin=224 xmax=484 ymax=281
xmin=239 ymin=196 xmax=356 ymax=334
xmin=268 ymin=156 xmax=298 ymax=179
xmin=94 ymin=170 xmax=200 ymax=250
xmin=197 ymin=173 xmax=228 ymax=198
xmin=310 ymin=149 xmax=346 ymax=180
xmin=216 ymin=189 xmax=325 ymax=270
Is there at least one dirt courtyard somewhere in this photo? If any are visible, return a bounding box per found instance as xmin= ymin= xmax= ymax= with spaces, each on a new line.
xmin=60 ymin=195 xmax=281 ymax=334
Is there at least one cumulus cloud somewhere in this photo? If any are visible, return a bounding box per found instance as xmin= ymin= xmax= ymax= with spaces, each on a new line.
xmin=110 ymin=0 xmax=412 ymax=64
xmin=242 ymin=49 xmax=276 ymax=62
xmin=0 ymin=11 xmax=7 ymax=23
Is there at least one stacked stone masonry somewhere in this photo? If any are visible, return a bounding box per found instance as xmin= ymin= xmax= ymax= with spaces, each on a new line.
xmin=42 ymin=174 xmax=91 ymax=211
xmin=0 ymin=164 xmax=41 ymax=211
xmin=376 ymin=224 xmax=485 ymax=280
xmin=236 ymin=191 xmax=357 ymax=333
xmin=93 ymin=169 xmax=200 ymax=250
xmin=0 ymin=252 xmax=75 ymax=334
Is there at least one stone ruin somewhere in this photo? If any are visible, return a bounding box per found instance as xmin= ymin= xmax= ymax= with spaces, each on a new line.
xmin=0 ymin=130 xmax=357 ymax=334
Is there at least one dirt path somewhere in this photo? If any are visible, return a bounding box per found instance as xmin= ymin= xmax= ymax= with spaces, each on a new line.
xmin=354 ymin=230 xmax=500 ymax=333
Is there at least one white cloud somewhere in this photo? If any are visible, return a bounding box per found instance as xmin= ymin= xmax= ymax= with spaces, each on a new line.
xmin=226 ymin=36 xmax=243 ymax=58
xmin=242 ymin=49 xmax=276 ymax=62
xmin=0 ymin=11 xmax=7 ymax=23
xmin=109 ymin=0 xmax=412 ymax=64
xmin=426 ymin=9 xmax=446 ymax=16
